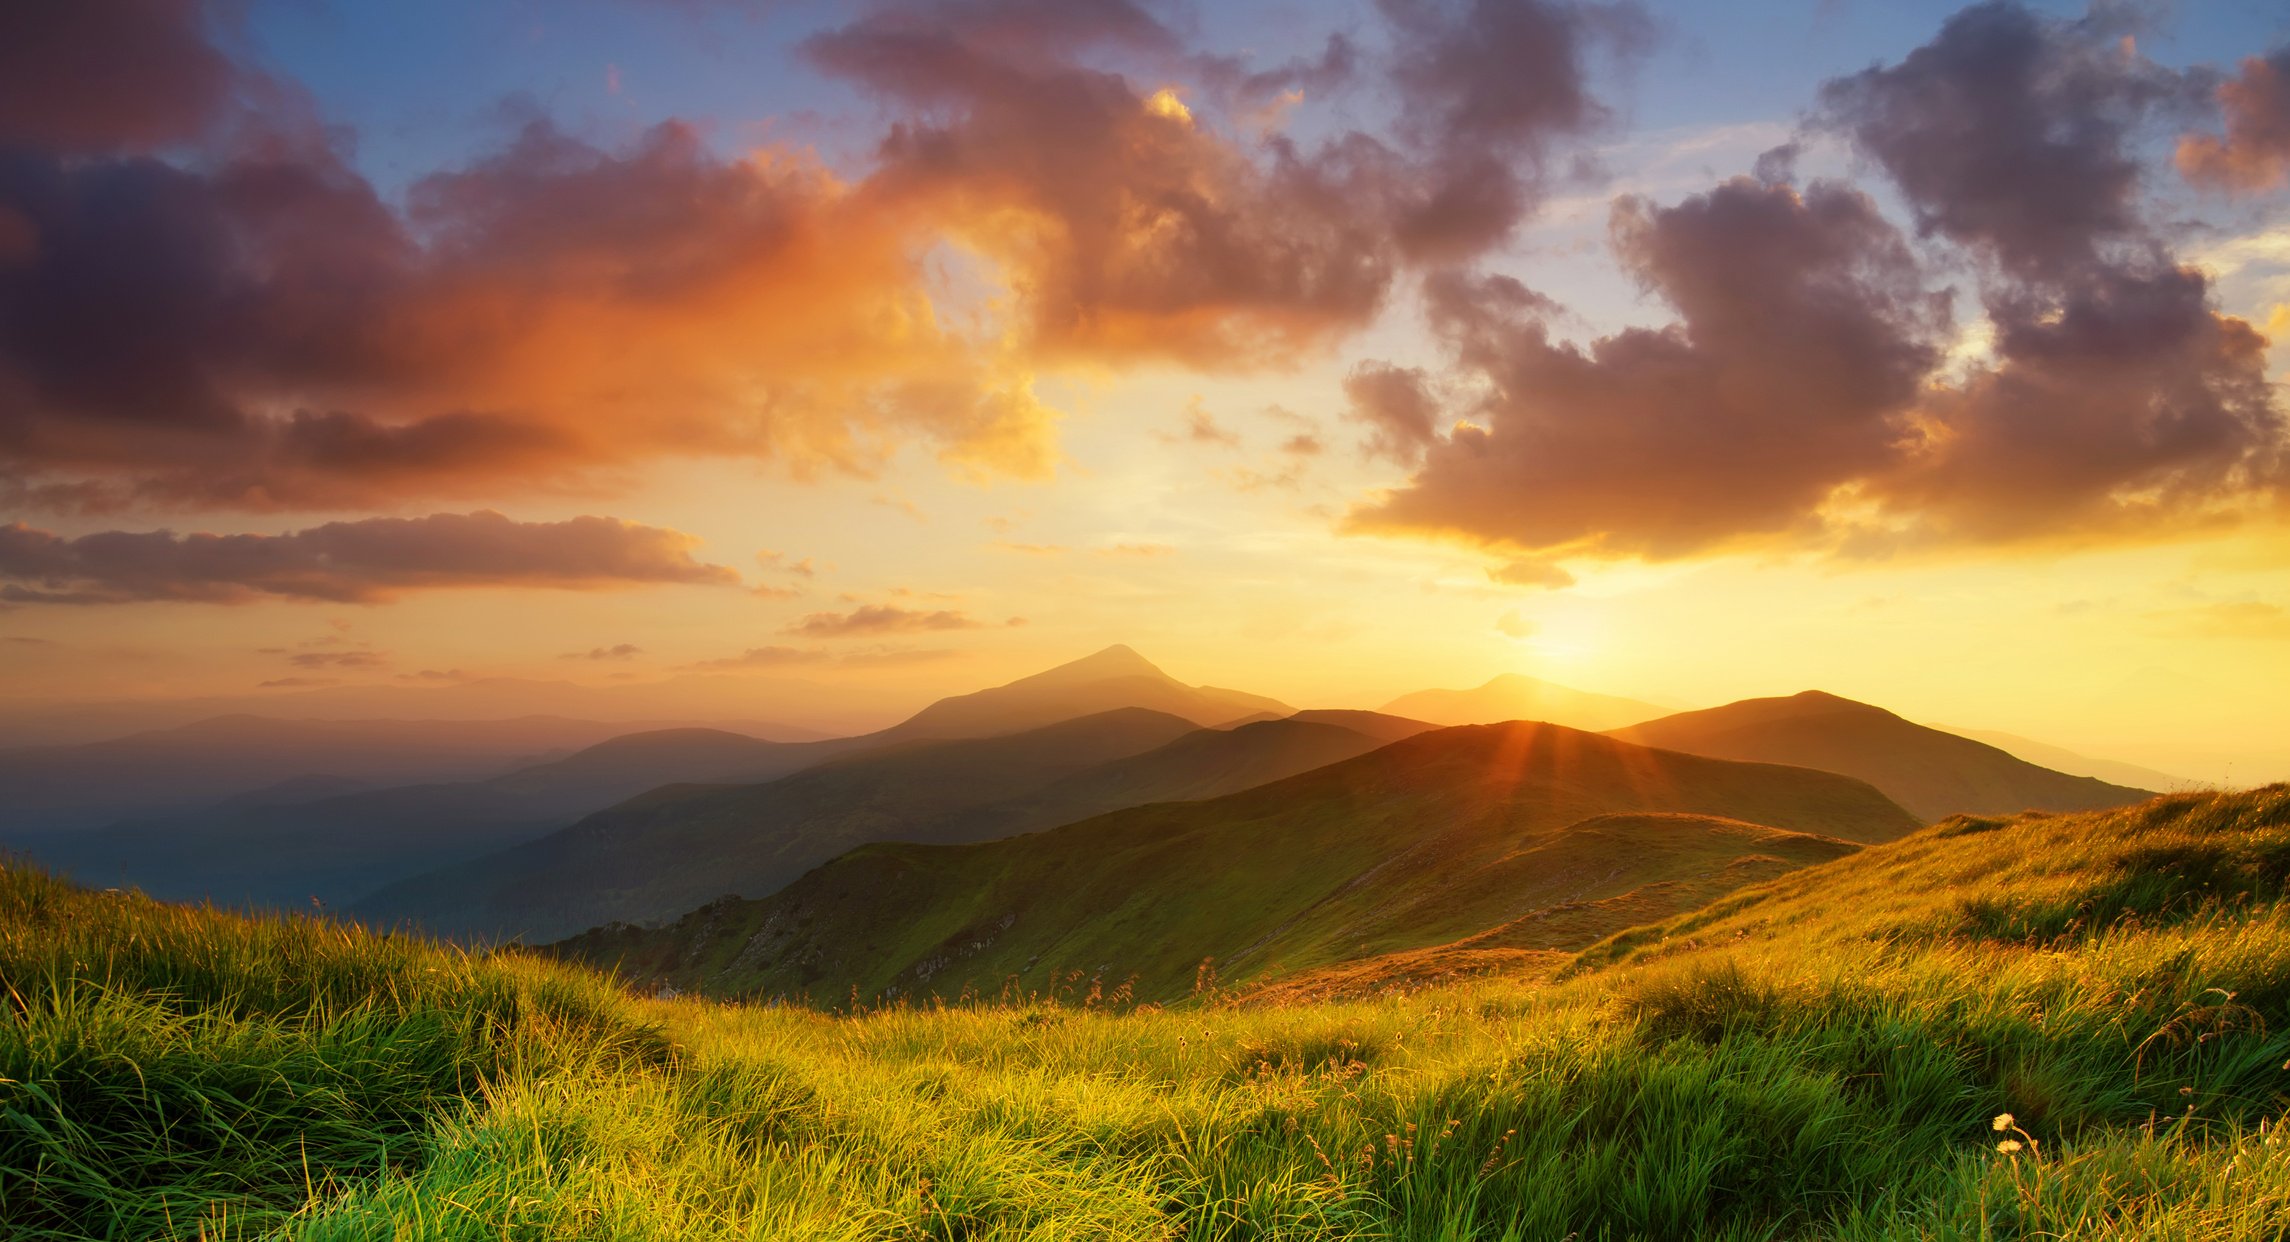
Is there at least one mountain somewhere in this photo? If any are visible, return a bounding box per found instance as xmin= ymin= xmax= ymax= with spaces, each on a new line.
xmin=1928 ymin=726 xmax=2191 ymax=792
xmin=1607 ymin=691 xmax=2154 ymax=821
xmin=909 ymin=717 xmax=1398 ymax=846
xmin=881 ymin=645 xmax=1289 ymax=738
xmin=1380 ymin=674 xmax=1668 ymax=731
xmin=1285 ymin=709 xmax=1439 ymax=741
xmin=543 ymin=721 xmax=1918 ymax=1004
xmin=21 ymin=727 xmax=838 ymax=909
xmin=0 ymin=714 xmax=736 ymax=836
xmin=353 ymin=707 xmax=1212 ymax=941
xmin=0 ymin=679 xmax=858 ymax=749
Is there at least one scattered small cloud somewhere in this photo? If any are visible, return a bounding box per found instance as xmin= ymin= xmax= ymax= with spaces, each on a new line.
xmin=1495 ymin=610 xmax=1539 ymax=639
xmin=750 ymin=585 xmax=804 ymax=600
xmin=258 ymin=676 xmax=338 ymax=688
xmin=561 ymin=644 xmax=642 ymax=661
xmin=3 ymin=635 xmax=50 ymax=644
xmin=982 ymin=512 xmax=1032 ymax=534
xmin=288 ymin=651 xmax=387 ymax=670
xmin=1158 ymin=397 xmax=1241 ymax=448
xmin=1006 ymin=616 xmax=1029 ymax=627
xmin=757 ymin=551 xmax=816 ymax=578
xmin=2155 ymin=601 xmax=2290 ymax=639
xmin=783 ymin=605 xmax=987 ymax=637
xmin=990 ymin=541 xmax=1067 ymax=556
xmin=836 ymin=646 xmax=962 ymax=668
xmin=1094 ymin=543 xmax=1176 ymax=558
xmin=687 ymin=646 xmax=831 ymax=670
xmin=872 ymin=494 xmax=927 ymax=521
xmin=1280 ymin=434 xmax=1324 ymax=456
xmin=399 ymin=668 xmax=480 ymax=682
xmin=1487 ymin=559 xmax=1576 ymax=589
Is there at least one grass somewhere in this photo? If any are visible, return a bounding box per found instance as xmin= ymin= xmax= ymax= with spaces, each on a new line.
xmin=4 ymin=784 xmax=2288 ymax=1239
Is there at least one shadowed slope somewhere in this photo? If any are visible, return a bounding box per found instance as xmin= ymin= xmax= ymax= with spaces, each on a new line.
xmin=910 ymin=718 xmax=1394 ymax=845
xmin=1380 ymin=674 xmax=1668 ymax=731
xmin=354 ymin=708 xmax=1209 ymax=942
xmin=546 ymin=722 xmax=1917 ymax=1004
xmin=1608 ymin=691 xmax=2153 ymax=820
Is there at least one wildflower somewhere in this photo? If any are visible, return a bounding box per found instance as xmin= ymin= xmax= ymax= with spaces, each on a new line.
xmin=1991 ymin=1113 xmax=2015 ymax=1131
xmin=1996 ymin=1139 xmax=2023 ymax=1153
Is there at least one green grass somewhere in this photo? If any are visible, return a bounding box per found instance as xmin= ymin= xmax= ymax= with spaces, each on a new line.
xmin=6 ymin=785 xmax=2289 ymax=1239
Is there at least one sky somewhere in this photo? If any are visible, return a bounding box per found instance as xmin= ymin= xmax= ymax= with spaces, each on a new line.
xmin=2 ymin=0 xmax=2288 ymax=781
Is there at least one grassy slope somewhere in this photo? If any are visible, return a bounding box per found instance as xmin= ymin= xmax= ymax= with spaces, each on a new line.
xmin=1610 ymin=691 xmax=2153 ymax=819
xmin=353 ymin=708 xmax=1209 ymax=942
xmin=12 ymin=786 xmax=2290 ymax=1240
xmin=546 ymin=723 xmax=1915 ymax=1005
xmin=0 ymin=865 xmax=660 ymax=1240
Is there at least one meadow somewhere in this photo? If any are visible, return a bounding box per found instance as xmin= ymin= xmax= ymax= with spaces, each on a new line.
xmin=5 ymin=785 xmax=2288 ymax=1240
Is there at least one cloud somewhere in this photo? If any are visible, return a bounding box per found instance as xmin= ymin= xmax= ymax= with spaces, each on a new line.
xmin=287 ymin=651 xmax=386 ymax=669
xmin=562 ymin=643 xmax=643 ymax=660
xmin=0 ymin=510 xmax=737 ymax=604
xmin=1488 ymin=558 xmax=1576 ymax=588
xmin=1348 ymin=179 xmax=1944 ymax=558
xmin=2178 ymin=49 xmax=2290 ymax=193
xmin=780 ymin=604 xmax=988 ymax=637
xmin=756 ymin=551 xmax=817 ymax=578
xmin=1 ymin=0 xmax=1638 ymax=511
xmin=1494 ymin=609 xmax=1539 ymax=638
xmin=1094 ymin=542 xmax=1175 ymax=557
xmin=687 ymin=645 xmax=832 ymax=670
xmin=258 ymin=676 xmax=337 ymax=689
xmin=1345 ymin=361 xmax=1447 ymax=464
xmin=683 ymin=641 xmax=961 ymax=669
xmin=1348 ymin=3 xmax=2283 ymax=561
xmin=400 ymin=668 xmax=480 ymax=682
xmin=0 ymin=0 xmax=240 ymax=153
xmin=990 ymin=541 xmax=1067 ymax=555
xmin=2154 ymin=600 xmax=2290 ymax=639
xmin=1377 ymin=0 xmax=1653 ymax=261
xmin=1171 ymin=399 xmax=1241 ymax=448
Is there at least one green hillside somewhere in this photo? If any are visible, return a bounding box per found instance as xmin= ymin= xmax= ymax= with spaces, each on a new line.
xmin=352 ymin=707 xmax=1210 ymax=941
xmin=1610 ymin=690 xmax=2156 ymax=819
xmin=546 ymin=722 xmax=1917 ymax=1004
xmin=11 ymin=787 xmax=2289 ymax=1240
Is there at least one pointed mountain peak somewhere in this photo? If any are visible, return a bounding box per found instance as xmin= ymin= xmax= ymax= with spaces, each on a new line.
xmin=1003 ymin=644 xmax=1173 ymax=691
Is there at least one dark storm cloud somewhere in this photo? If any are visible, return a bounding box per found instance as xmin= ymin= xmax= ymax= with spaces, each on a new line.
xmin=0 ymin=511 xmax=738 ymax=604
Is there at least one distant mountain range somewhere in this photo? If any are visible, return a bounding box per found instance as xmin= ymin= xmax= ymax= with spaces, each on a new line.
xmin=0 ymin=714 xmax=729 ymax=835
xmin=544 ymin=721 xmax=1917 ymax=1003
xmin=24 ymin=727 xmax=828 ymax=908
xmin=1380 ymin=674 xmax=1668 ymax=731
xmin=1606 ymin=691 xmax=2155 ymax=820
